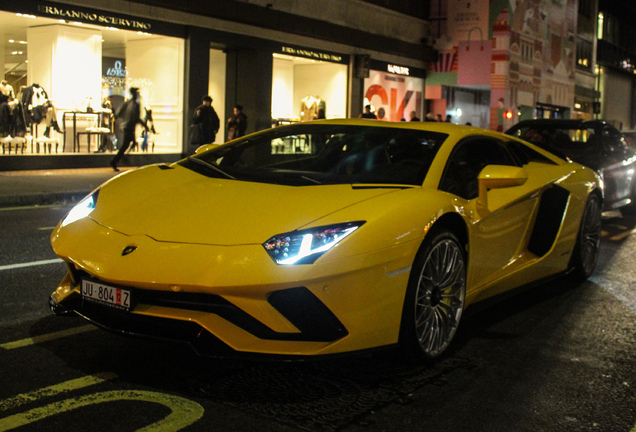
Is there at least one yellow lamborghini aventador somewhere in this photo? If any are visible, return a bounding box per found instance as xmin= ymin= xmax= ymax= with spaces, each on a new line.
xmin=49 ymin=119 xmax=602 ymax=361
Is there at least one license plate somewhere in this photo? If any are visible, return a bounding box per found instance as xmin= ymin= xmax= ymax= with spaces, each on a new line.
xmin=81 ymin=279 xmax=131 ymax=311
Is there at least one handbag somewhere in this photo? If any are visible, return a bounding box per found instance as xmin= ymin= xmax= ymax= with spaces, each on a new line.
xmin=189 ymin=122 xmax=205 ymax=146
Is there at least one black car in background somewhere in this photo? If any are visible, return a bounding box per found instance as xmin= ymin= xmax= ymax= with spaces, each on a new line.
xmin=506 ymin=119 xmax=636 ymax=214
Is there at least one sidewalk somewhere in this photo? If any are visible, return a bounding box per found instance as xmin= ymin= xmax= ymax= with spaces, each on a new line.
xmin=0 ymin=167 xmax=133 ymax=208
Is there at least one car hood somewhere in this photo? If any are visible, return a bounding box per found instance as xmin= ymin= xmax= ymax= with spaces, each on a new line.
xmin=88 ymin=164 xmax=399 ymax=245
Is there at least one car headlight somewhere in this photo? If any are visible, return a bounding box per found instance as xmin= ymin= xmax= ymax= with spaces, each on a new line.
xmin=61 ymin=190 xmax=99 ymax=227
xmin=263 ymin=221 xmax=365 ymax=265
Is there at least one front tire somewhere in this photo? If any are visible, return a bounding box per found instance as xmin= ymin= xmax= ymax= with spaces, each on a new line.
xmin=570 ymin=193 xmax=601 ymax=282
xmin=399 ymin=230 xmax=466 ymax=361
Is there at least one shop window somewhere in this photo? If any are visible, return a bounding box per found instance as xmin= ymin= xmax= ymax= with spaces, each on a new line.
xmin=1 ymin=11 xmax=184 ymax=156
xmin=271 ymin=54 xmax=347 ymax=124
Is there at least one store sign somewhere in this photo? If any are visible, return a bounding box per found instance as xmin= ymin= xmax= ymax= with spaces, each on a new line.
xmin=387 ymin=64 xmax=409 ymax=76
xmin=106 ymin=61 xmax=127 ymax=78
xmin=37 ymin=5 xmax=152 ymax=31
xmin=281 ymin=46 xmax=343 ymax=63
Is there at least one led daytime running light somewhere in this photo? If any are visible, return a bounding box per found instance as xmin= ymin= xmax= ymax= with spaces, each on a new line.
xmin=263 ymin=222 xmax=365 ymax=265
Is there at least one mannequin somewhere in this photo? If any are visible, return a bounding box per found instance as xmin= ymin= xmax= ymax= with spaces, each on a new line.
xmin=20 ymin=83 xmax=62 ymax=137
xmin=0 ymin=80 xmax=15 ymax=104
xmin=0 ymin=81 xmax=28 ymax=138
xmin=299 ymin=96 xmax=326 ymax=121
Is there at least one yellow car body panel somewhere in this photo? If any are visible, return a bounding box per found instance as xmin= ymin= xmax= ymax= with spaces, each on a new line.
xmin=50 ymin=119 xmax=602 ymax=358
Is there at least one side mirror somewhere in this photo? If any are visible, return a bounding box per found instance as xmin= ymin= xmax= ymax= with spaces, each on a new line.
xmin=195 ymin=143 xmax=221 ymax=154
xmin=477 ymin=165 xmax=528 ymax=213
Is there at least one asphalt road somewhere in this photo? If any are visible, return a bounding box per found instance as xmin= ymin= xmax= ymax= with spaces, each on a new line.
xmin=0 ymin=205 xmax=634 ymax=432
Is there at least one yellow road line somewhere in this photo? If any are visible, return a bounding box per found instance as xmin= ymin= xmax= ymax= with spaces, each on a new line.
xmin=0 ymin=325 xmax=98 ymax=350
xmin=0 ymin=372 xmax=117 ymax=412
xmin=0 ymin=390 xmax=204 ymax=431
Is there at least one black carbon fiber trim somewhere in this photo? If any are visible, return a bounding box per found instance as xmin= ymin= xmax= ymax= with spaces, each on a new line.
xmin=528 ymin=185 xmax=570 ymax=257
xmin=268 ymin=287 xmax=348 ymax=341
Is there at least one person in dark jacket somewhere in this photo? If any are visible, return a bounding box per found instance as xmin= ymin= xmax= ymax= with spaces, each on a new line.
xmin=191 ymin=95 xmax=220 ymax=145
xmin=226 ymin=105 xmax=247 ymax=141
xmin=110 ymin=87 xmax=146 ymax=171
xmin=359 ymin=104 xmax=377 ymax=119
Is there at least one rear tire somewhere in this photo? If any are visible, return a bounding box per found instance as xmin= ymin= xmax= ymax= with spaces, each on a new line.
xmin=399 ymin=230 xmax=466 ymax=361
xmin=570 ymin=194 xmax=601 ymax=282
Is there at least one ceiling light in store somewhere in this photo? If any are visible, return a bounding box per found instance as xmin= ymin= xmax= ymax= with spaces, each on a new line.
xmin=17 ymin=14 xmax=37 ymax=19
xmin=11 ymin=51 xmax=24 ymax=55
xmin=72 ymin=22 xmax=83 ymax=26
xmin=106 ymin=27 xmax=120 ymax=31
xmin=8 ymin=39 xmax=14 ymax=43
xmin=19 ymin=41 xmax=27 ymax=44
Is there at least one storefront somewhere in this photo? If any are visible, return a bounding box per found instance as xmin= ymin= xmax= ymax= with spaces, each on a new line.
xmin=1 ymin=1 xmax=186 ymax=169
xmin=271 ymin=45 xmax=349 ymax=125
xmin=362 ymin=60 xmax=425 ymax=122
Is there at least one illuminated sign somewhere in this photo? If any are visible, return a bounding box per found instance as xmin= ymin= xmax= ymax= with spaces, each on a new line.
xmin=106 ymin=60 xmax=127 ymax=78
xmin=387 ymin=64 xmax=410 ymax=76
xmin=281 ymin=46 xmax=343 ymax=63
xmin=37 ymin=5 xmax=152 ymax=30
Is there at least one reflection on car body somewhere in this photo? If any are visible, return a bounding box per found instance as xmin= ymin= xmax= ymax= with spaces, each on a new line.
xmin=49 ymin=119 xmax=602 ymax=361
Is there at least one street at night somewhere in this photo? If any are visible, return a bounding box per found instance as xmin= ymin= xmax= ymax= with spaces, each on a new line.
xmin=0 ymin=204 xmax=634 ymax=431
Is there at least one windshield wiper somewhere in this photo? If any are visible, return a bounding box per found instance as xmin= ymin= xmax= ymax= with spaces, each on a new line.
xmin=300 ymin=175 xmax=322 ymax=185
xmin=186 ymin=156 xmax=235 ymax=179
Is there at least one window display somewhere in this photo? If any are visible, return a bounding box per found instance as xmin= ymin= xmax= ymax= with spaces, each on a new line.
xmin=363 ymin=62 xmax=424 ymax=122
xmin=271 ymin=51 xmax=347 ymax=126
xmin=0 ymin=10 xmax=184 ymax=156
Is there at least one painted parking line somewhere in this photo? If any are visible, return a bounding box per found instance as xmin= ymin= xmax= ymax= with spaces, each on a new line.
xmin=0 ymin=325 xmax=98 ymax=350
xmin=0 ymin=390 xmax=204 ymax=432
xmin=0 ymin=258 xmax=64 ymax=272
xmin=0 ymin=372 xmax=117 ymax=412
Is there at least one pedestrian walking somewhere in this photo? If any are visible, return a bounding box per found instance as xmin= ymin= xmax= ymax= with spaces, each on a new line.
xmin=110 ymin=87 xmax=147 ymax=172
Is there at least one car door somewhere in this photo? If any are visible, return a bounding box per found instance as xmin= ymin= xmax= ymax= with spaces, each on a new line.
xmin=439 ymin=137 xmax=543 ymax=292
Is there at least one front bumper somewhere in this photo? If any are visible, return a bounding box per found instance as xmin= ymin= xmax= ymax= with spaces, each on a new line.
xmin=50 ymin=216 xmax=416 ymax=357
xmin=49 ymin=285 xmax=352 ymax=360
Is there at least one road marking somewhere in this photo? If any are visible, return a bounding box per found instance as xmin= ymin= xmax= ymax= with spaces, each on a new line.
xmin=0 ymin=204 xmax=66 ymax=212
xmin=0 ymin=390 xmax=204 ymax=431
xmin=0 ymin=372 xmax=117 ymax=412
xmin=0 ymin=325 xmax=98 ymax=350
xmin=0 ymin=258 xmax=63 ymax=272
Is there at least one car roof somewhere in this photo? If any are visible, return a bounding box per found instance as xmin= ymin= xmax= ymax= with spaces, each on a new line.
xmin=506 ymin=119 xmax=610 ymax=131
xmin=287 ymin=118 xmax=507 ymax=141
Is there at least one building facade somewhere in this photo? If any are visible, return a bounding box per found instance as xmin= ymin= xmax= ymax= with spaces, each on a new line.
xmin=426 ymin=0 xmax=581 ymax=131
xmin=0 ymin=0 xmax=436 ymax=170
xmin=596 ymin=0 xmax=636 ymax=130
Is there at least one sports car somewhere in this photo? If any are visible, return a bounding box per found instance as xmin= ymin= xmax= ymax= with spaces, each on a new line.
xmin=49 ymin=119 xmax=602 ymax=361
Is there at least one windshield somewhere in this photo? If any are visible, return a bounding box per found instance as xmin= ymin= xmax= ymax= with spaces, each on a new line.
xmin=180 ymin=124 xmax=447 ymax=186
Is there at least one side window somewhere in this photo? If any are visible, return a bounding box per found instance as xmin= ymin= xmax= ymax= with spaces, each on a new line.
xmin=439 ymin=138 xmax=516 ymax=200
xmin=506 ymin=139 xmax=556 ymax=165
